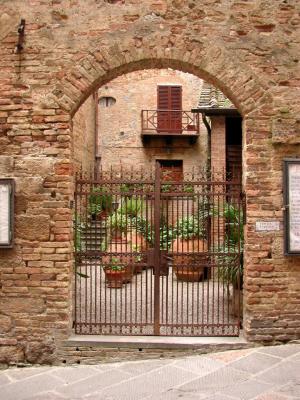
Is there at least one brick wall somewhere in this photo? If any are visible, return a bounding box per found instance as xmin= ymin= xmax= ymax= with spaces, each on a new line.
xmin=0 ymin=0 xmax=299 ymax=365
xmin=211 ymin=116 xmax=226 ymax=174
xmin=73 ymin=93 xmax=97 ymax=174
xmin=98 ymin=69 xmax=207 ymax=174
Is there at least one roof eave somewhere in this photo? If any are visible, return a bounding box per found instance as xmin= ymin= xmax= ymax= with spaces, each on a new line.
xmin=191 ymin=108 xmax=241 ymax=116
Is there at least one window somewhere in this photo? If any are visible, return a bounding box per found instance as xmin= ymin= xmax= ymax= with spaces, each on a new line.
xmin=98 ymin=96 xmax=116 ymax=108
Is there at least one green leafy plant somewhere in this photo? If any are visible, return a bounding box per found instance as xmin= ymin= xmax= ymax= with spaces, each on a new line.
xmin=119 ymin=198 xmax=143 ymax=217
xmin=177 ymin=215 xmax=206 ymax=240
xmin=161 ymin=183 xmax=172 ymax=193
xmin=120 ymin=183 xmax=134 ymax=196
xmin=216 ymin=204 xmax=244 ymax=288
xmin=74 ymin=217 xmax=89 ymax=278
xmin=107 ymin=212 xmax=128 ymax=233
xmin=88 ymin=187 xmax=113 ymax=216
xmin=183 ymin=184 xmax=194 ymax=193
xmin=120 ymin=183 xmax=144 ymax=196
xmin=104 ymin=257 xmax=125 ymax=271
xmin=132 ymin=244 xmax=142 ymax=263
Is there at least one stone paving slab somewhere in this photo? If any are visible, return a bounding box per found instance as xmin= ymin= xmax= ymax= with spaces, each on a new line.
xmin=0 ymin=344 xmax=299 ymax=400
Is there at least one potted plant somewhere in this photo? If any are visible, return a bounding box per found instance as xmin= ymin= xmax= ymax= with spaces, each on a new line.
xmin=131 ymin=244 xmax=147 ymax=273
xmin=107 ymin=212 xmax=128 ymax=243
xmin=215 ymin=203 xmax=244 ymax=317
xmin=172 ymin=215 xmax=208 ymax=282
xmin=88 ymin=187 xmax=113 ymax=220
xmin=103 ymin=256 xmax=134 ymax=288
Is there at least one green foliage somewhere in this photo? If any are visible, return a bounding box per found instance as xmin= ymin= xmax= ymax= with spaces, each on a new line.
xmin=74 ymin=217 xmax=85 ymax=252
xmin=107 ymin=198 xmax=144 ymax=233
xmin=88 ymin=187 xmax=113 ymax=216
xmin=104 ymin=257 xmax=125 ymax=271
xmin=107 ymin=212 xmax=128 ymax=232
xmin=161 ymin=184 xmax=172 ymax=193
xmin=120 ymin=183 xmax=134 ymax=196
xmin=120 ymin=183 xmax=144 ymax=196
xmin=74 ymin=216 xmax=89 ymax=278
xmin=176 ymin=216 xmax=206 ymax=240
xmin=216 ymin=251 xmax=243 ymax=288
xmin=183 ymin=184 xmax=194 ymax=193
xmin=216 ymin=203 xmax=244 ymax=288
xmin=223 ymin=203 xmax=244 ymax=244
xmin=119 ymin=198 xmax=143 ymax=217
xmin=159 ymin=223 xmax=177 ymax=250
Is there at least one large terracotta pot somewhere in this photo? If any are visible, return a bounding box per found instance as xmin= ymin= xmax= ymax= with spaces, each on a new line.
xmin=104 ymin=264 xmax=135 ymax=288
xmin=174 ymin=266 xmax=204 ymax=282
xmin=126 ymin=230 xmax=147 ymax=273
xmin=126 ymin=230 xmax=147 ymax=250
xmin=104 ymin=269 xmax=127 ymax=288
xmin=172 ymin=238 xmax=208 ymax=282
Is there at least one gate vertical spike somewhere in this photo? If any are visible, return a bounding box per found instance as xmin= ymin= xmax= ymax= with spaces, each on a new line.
xmin=153 ymin=160 xmax=161 ymax=335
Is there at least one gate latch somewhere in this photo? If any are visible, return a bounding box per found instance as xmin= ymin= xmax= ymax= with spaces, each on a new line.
xmin=147 ymin=248 xmax=170 ymax=276
xmin=160 ymin=250 xmax=170 ymax=276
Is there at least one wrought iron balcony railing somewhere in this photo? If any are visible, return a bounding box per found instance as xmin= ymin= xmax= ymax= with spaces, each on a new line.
xmin=141 ymin=110 xmax=200 ymax=135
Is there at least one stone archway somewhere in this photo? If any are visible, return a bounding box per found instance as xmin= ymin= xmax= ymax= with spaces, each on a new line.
xmin=42 ymin=40 xmax=272 ymax=343
xmin=46 ymin=40 xmax=270 ymax=118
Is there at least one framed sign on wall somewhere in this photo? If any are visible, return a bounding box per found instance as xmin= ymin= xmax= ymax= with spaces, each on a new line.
xmin=0 ymin=179 xmax=14 ymax=248
xmin=283 ymin=159 xmax=300 ymax=255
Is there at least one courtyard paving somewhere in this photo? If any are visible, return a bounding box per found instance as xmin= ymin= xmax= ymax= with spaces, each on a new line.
xmin=0 ymin=344 xmax=299 ymax=400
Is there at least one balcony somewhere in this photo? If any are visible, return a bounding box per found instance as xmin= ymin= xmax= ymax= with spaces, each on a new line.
xmin=141 ymin=110 xmax=200 ymax=143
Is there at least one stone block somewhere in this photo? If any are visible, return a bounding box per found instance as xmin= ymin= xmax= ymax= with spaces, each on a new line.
xmin=0 ymin=346 xmax=24 ymax=364
xmin=0 ymin=315 xmax=12 ymax=334
xmin=0 ymin=297 xmax=46 ymax=314
xmin=0 ymin=156 xmax=14 ymax=173
xmin=16 ymin=215 xmax=50 ymax=241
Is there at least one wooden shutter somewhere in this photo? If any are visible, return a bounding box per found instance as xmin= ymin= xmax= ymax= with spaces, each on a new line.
xmin=157 ymin=86 xmax=182 ymax=133
xmin=170 ymin=86 xmax=182 ymax=111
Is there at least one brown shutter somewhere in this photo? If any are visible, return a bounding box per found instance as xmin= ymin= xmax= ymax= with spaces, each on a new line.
xmin=157 ymin=86 xmax=170 ymax=110
xmin=170 ymin=86 xmax=182 ymax=111
xmin=157 ymin=86 xmax=182 ymax=133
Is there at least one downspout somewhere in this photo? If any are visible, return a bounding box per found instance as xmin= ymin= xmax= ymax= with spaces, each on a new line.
xmin=93 ymin=91 xmax=100 ymax=176
xmin=202 ymin=112 xmax=211 ymax=171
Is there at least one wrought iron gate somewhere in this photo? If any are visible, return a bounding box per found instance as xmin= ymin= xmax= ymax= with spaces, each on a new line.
xmin=74 ymin=164 xmax=243 ymax=336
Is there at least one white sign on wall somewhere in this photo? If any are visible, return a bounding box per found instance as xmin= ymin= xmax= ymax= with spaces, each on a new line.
xmin=284 ymin=159 xmax=300 ymax=255
xmin=256 ymin=221 xmax=280 ymax=232
xmin=0 ymin=179 xmax=14 ymax=248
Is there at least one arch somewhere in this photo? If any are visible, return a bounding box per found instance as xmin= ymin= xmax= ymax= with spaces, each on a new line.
xmin=45 ymin=38 xmax=273 ymax=118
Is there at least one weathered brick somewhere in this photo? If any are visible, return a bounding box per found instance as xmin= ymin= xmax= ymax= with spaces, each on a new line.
xmin=0 ymin=0 xmax=299 ymax=367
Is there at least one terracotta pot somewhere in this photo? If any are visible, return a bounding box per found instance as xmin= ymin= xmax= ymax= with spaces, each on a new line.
xmin=174 ymin=265 xmax=204 ymax=282
xmin=134 ymin=263 xmax=144 ymax=274
xmin=123 ymin=264 xmax=135 ymax=283
xmin=126 ymin=230 xmax=147 ymax=250
xmin=104 ymin=269 xmax=127 ymax=288
xmin=172 ymin=238 xmax=208 ymax=282
xmin=110 ymin=228 xmax=127 ymax=243
xmin=104 ymin=264 xmax=134 ymax=288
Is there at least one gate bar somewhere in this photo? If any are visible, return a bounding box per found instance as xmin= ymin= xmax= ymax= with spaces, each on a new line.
xmin=153 ymin=161 xmax=161 ymax=335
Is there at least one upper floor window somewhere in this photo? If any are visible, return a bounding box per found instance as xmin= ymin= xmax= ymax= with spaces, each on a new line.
xmin=99 ymin=96 xmax=116 ymax=108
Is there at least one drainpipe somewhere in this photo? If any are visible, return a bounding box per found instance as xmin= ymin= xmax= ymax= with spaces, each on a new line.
xmin=202 ymin=113 xmax=211 ymax=171
xmin=93 ymin=91 xmax=101 ymax=177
